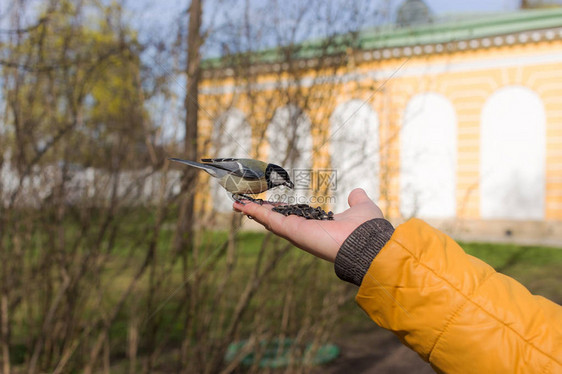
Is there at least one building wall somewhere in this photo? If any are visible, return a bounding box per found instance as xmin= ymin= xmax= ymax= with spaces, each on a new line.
xmin=198 ymin=35 xmax=562 ymax=241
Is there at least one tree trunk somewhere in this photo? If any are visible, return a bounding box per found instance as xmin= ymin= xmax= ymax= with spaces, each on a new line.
xmin=174 ymin=0 xmax=203 ymax=261
xmin=178 ymin=0 xmax=203 ymax=371
xmin=175 ymin=0 xmax=202 ymax=252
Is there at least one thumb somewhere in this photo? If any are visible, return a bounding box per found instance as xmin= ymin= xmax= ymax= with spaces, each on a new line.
xmin=347 ymin=188 xmax=372 ymax=207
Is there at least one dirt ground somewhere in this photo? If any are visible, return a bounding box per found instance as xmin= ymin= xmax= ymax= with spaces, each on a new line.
xmin=314 ymin=328 xmax=434 ymax=374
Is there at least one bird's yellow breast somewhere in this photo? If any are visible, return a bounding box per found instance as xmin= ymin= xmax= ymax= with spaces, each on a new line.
xmin=218 ymin=175 xmax=268 ymax=194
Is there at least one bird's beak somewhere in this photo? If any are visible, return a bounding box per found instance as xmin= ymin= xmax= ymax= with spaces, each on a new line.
xmin=285 ymin=181 xmax=295 ymax=189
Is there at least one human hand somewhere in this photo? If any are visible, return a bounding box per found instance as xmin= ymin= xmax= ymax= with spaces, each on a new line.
xmin=232 ymin=188 xmax=384 ymax=262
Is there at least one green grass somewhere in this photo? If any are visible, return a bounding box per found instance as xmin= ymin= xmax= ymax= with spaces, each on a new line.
xmin=113 ymin=234 xmax=562 ymax=357
xmin=7 ymin=217 xmax=562 ymax=371
xmin=461 ymin=241 xmax=562 ymax=304
xmin=223 ymin=233 xmax=562 ymax=303
xmin=461 ymin=241 xmax=562 ymax=268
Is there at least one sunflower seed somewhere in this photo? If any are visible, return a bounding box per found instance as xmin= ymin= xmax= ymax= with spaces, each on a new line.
xmin=272 ymin=203 xmax=334 ymax=220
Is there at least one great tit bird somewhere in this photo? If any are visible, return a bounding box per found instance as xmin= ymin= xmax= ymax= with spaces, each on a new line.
xmin=169 ymin=157 xmax=294 ymax=202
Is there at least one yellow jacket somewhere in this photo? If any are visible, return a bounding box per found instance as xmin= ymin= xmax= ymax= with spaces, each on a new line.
xmin=350 ymin=219 xmax=561 ymax=373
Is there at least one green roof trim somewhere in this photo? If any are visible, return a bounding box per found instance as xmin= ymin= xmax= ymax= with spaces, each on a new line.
xmin=359 ymin=8 xmax=562 ymax=50
xmin=203 ymin=8 xmax=562 ymax=69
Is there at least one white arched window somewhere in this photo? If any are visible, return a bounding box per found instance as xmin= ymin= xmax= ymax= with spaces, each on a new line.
xmin=211 ymin=108 xmax=252 ymax=212
xmin=480 ymin=86 xmax=545 ymax=220
xmin=400 ymin=93 xmax=457 ymax=218
xmin=330 ymin=100 xmax=379 ymax=212
xmin=267 ymin=105 xmax=312 ymax=204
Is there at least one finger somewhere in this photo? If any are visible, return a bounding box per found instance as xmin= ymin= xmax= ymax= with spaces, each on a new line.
xmin=347 ymin=188 xmax=371 ymax=207
xmin=232 ymin=201 xmax=284 ymax=233
xmin=233 ymin=201 xmax=274 ymax=214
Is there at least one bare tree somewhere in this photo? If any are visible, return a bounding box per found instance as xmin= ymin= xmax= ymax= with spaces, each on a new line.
xmin=0 ymin=0 xmax=391 ymax=372
xmin=172 ymin=1 xmax=204 ymax=368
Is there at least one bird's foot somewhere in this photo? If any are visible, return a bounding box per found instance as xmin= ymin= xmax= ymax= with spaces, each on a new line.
xmin=232 ymin=194 xmax=270 ymax=206
xmin=232 ymin=194 xmax=248 ymax=205
xmin=252 ymin=198 xmax=266 ymax=206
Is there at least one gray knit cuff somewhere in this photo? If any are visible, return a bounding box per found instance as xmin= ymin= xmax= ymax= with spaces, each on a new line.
xmin=334 ymin=218 xmax=395 ymax=286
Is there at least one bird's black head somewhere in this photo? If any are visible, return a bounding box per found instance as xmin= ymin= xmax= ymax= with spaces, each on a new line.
xmin=265 ymin=164 xmax=294 ymax=190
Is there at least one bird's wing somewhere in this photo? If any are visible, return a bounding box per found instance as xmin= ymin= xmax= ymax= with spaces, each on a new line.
xmin=169 ymin=158 xmax=228 ymax=178
xmin=200 ymin=158 xmax=263 ymax=179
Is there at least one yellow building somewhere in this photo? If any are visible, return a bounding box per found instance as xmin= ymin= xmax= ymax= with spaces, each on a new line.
xmin=198 ymin=8 xmax=562 ymax=243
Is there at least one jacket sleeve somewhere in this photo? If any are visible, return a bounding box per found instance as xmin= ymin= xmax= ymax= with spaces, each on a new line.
xmin=336 ymin=218 xmax=562 ymax=373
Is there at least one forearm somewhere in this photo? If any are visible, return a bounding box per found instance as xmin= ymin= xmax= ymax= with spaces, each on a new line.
xmin=336 ymin=218 xmax=562 ymax=373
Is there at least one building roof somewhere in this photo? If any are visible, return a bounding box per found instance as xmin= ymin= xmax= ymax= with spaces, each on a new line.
xmin=360 ymin=7 xmax=562 ymax=50
xmin=203 ymin=8 xmax=562 ymax=74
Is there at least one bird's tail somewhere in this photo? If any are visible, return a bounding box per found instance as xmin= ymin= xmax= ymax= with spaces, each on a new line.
xmin=168 ymin=158 xmax=221 ymax=177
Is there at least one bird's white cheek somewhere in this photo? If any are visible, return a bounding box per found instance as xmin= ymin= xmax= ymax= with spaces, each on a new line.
xmin=269 ymin=171 xmax=285 ymax=185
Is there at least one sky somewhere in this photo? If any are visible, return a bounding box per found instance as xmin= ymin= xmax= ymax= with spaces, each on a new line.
xmin=126 ymin=0 xmax=524 ymax=29
xmin=425 ymin=0 xmax=518 ymax=13
xmin=121 ymin=0 xmax=548 ymax=54
xmin=3 ymin=0 xmax=558 ymax=40
xmin=122 ymin=0 xmax=534 ymax=59
xmin=0 ymin=0 xmax=540 ymax=47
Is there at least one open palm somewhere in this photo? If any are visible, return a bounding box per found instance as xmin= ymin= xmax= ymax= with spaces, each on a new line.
xmin=233 ymin=188 xmax=384 ymax=262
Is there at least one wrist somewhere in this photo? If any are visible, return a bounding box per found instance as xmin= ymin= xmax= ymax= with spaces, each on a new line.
xmin=334 ymin=218 xmax=395 ymax=286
